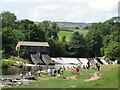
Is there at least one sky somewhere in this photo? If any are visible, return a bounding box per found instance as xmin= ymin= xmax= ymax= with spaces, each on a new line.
xmin=0 ymin=0 xmax=119 ymax=23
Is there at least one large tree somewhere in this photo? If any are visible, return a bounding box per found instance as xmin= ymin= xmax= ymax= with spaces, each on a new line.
xmin=48 ymin=39 xmax=67 ymax=57
xmin=69 ymin=32 xmax=87 ymax=57
xmin=104 ymin=42 xmax=120 ymax=61
xmin=1 ymin=11 xmax=17 ymax=28
xmin=38 ymin=21 xmax=60 ymax=41
xmin=85 ymin=30 xmax=103 ymax=57
xmin=2 ymin=27 xmax=25 ymax=53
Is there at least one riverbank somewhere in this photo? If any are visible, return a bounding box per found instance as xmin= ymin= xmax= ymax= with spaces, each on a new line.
xmin=3 ymin=64 xmax=118 ymax=88
xmin=1 ymin=56 xmax=30 ymax=68
xmin=1 ymin=77 xmax=37 ymax=88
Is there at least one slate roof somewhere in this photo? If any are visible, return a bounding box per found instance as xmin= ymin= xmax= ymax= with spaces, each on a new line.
xmin=17 ymin=41 xmax=49 ymax=47
xmin=16 ymin=41 xmax=49 ymax=50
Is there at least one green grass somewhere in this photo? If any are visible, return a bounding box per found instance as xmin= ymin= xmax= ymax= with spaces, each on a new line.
xmin=8 ymin=64 xmax=118 ymax=88
xmin=58 ymin=30 xmax=88 ymax=41
xmin=58 ymin=31 xmax=74 ymax=41
xmin=1 ymin=56 xmax=30 ymax=68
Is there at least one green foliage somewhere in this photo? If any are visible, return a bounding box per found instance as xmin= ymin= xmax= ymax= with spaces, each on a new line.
xmin=89 ymin=23 xmax=112 ymax=36
xmin=0 ymin=50 xmax=2 ymax=60
xmin=61 ymin=35 xmax=66 ymax=42
xmin=86 ymin=16 xmax=119 ymax=61
xmin=2 ymin=27 xmax=25 ymax=53
xmin=1 ymin=11 xmax=119 ymax=62
xmin=85 ymin=30 xmax=103 ymax=57
xmin=1 ymin=59 xmax=14 ymax=68
xmin=74 ymin=26 xmax=79 ymax=29
xmin=104 ymin=42 xmax=120 ymax=61
xmin=105 ymin=16 xmax=119 ymax=25
xmin=1 ymin=56 xmax=30 ymax=68
xmin=69 ymin=32 xmax=87 ymax=57
xmin=8 ymin=56 xmax=30 ymax=63
xmin=18 ymin=19 xmax=34 ymax=30
xmin=30 ymin=27 xmax=46 ymax=42
xmin=19 ymin=50 xmax=27 ymax=58
xmin=48 ymin=39 xmax=68 ymax=57
xmin=1 ymin=11 xmax=16 ymax=28
xmin=39 ymin=21 xmax=60 ymax=41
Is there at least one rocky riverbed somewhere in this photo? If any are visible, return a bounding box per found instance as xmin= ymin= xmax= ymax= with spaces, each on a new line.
xmin=1 ymin=77 xmax=37 ymax=88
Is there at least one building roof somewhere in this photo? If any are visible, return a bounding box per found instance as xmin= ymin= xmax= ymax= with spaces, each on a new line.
xmin=18 ymin=41 xmax=49 ymax=47
xmin=16 ymin=41 xmax=49 ymax=50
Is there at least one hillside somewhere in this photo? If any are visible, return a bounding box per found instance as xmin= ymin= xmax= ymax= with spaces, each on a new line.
xmin=34 ymin=21 xmax=91 ymax=29
xmin=56 ymin=21 xmax=91 ymax=28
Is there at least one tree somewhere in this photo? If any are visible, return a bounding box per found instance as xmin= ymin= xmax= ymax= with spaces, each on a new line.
xmin=87 ymin=16 xmax=119 ymax=61
xmin=51 ymin=22 xmax=60 ymax=40
xmin=48 ymin=39 xmax=67 ymax=57
xmin=104 ymin=42 xmax=120 ymax=62
xmin=30 ymin=26 xmax=46 ymax=42
xmin=89 ymin=22 xmax=112 ymax=37
xmin=2 ymin=27 xmax=25 ymax=53
xmin=75 ymin=26 xmax=79 ymax=29
xmin=38 ymin=21 xmax=60 ymax=40
xmin=1 ymin=11 xmax=17 ymax=28
xmin=18 ymin=19 xmax=34 ymax=30
xmin=69 ymin=32 xmax=87 ymax=57
xmin=17 ymin=19 xmax=41 ymax=41
xmin=61 ymin=35 xmax=66 ymax=42
xmin=85 ymin=30 xmax=103 ymax=57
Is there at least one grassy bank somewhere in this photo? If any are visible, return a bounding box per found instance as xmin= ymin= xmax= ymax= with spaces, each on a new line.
xmin=8 ymin=64 xmax=118 ymax=88
xmin=1 ymin=56 xmax=30 ymax=68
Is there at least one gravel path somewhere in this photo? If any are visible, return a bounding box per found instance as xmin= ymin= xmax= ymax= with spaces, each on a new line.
xmin=84 ymin=72 xmax=101 ymax=81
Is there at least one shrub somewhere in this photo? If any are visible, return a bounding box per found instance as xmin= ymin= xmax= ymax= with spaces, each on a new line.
xmin=8 ymin=56 xmax=30 ymax=63
xmin=2 ymin=59 xmax=14 ymax=68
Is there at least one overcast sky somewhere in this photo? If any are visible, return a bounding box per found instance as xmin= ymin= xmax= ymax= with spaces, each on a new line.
xmin=0 ymin=0 xmax=119 ymax=23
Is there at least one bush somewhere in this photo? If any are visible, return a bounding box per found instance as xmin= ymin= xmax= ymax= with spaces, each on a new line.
xmin=2 ymin=59 xmax=14 ymax=68
xmin=8 ymin=56 xmax=30 ymax=63
xmin=1 ymin=56 xmax=31 ymax=68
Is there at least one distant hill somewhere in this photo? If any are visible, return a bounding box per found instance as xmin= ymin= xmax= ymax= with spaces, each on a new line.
xmin=56 ymin=22 xmax=91 ymax=28
xmin=35 ymin=21 xmax=91 ymax=27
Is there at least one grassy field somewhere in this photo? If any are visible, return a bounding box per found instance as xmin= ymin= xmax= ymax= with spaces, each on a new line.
xmin=58 ymin=31 xmax=74 ymax=41
xmin=58 ymin=30 xmax=88 ymax=41
xmin=8 ymin=64 xmax=118 ymax=88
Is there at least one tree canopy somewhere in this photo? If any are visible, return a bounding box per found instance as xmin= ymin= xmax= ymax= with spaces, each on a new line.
xmin=1 ymin=11 xmax=119 ymax=62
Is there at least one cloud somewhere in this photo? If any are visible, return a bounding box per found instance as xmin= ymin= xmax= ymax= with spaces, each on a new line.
xmin=14 ymin=10 xmax=20 ymax=16
xmin=27 ymin=3 xmax=84 ymax=22
xmin=1 ymin=0 xmax=119 ymax=22
xmin=0 ymin=0 xmax=91 ymax=3
xmin=26 ymin=0 xmax=119 ymax=22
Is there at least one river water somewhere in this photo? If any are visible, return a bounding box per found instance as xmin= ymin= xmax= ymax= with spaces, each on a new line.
xmin=1 ymin=64 xmax=76 ymax=78
xmin=1 ymin=66 xmax=41 ymax=88
xmin=1 ymin=66 xmax=42 ymax=78
xmin=1 ymin=65 xmax=54 ymax=78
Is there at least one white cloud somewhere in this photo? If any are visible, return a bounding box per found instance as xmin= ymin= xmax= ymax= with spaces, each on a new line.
xmin=1 ymin=0 xmax=119 ymax=22
xmin=0 ymin=0 xmax=91 ymax=3
xmin=90 ymin=0 xmax=118 ymax=11
xmin=14 ymin=10 xmax=20 ymax=16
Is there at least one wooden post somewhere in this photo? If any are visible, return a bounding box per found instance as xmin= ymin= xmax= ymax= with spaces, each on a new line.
xmin=17 ymin=47 xmax=20 ymax=57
